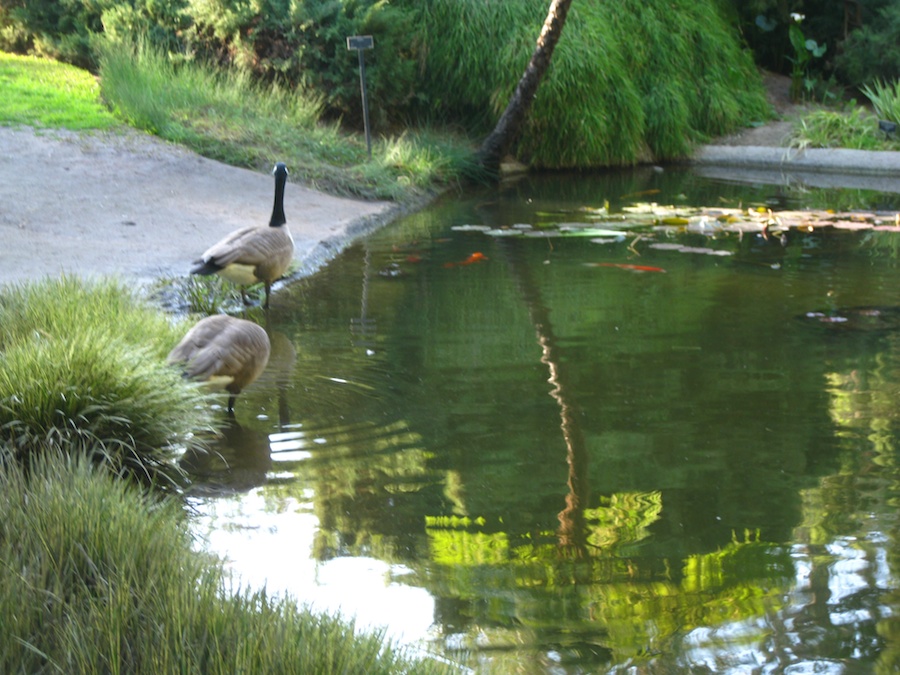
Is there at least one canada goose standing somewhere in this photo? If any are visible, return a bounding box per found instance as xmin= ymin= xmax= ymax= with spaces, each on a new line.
xmin=191 ymin=162 xmax=294 ymax=308
xmin=168 ymin=314 xmax=271 ymax=414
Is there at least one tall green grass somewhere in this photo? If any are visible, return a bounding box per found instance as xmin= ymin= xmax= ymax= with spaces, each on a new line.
xmin=0 ymin=51 xmax=119 ymax=129
xmin=97 ymin=39 xmax=480 ymax=198
xmin=861 ymin=79 xmax=900 ymax=124
xmin=0 ymin=453 xmax=445 ymax=673
xmin=98 ymin=38 xmax=324 ymax=164
xmin=415 ymin=0 xmax=770 ymax=167
xmin=0 ymin=276 xmax=214 ymax=480
xmin=788 ymin=107 xmax=900 ymax=151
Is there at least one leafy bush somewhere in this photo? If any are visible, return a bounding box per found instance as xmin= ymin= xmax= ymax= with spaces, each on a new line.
xmin=788 ymin=106 xmax=900 ymax=151
xmin=835 ymin=2 xmax=900 ymax=88
xmin=185 ymin=0 xmax=417 ymax=128
xmin=0 ymin=0 xmax=189 ymax=70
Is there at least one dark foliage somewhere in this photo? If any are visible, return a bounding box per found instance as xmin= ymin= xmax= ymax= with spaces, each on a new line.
xmin=834 ymin=1 xmax=900 ymax=87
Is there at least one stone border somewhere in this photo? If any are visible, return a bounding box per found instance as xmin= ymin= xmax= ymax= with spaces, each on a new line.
xmin=692 ymin=145 xmax=900 ymax=194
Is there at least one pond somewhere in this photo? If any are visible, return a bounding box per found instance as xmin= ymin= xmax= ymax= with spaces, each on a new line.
xmin=185 ymin=165 xmax=900 ymax=673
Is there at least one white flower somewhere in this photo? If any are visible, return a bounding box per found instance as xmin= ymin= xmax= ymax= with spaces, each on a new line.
xmin=791 ymin=12 xmax=805 ymax=22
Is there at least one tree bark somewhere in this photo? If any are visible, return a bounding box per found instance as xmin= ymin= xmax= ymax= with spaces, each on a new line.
xmin=477 ymin=0 xmax=575 ymax=172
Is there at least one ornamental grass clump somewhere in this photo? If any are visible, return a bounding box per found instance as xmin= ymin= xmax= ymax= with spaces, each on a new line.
xmin=789 ymin=107 xmax=900 ymax=151
xmin=415 ymin=0 xmax=769 ymax=168
xmin=861 ymin=79 xmax=900 ymax=125
xmin=0 ymin=454 xmax=440 ymax=673
xmin=0 ymin=276 xmax=214 ymax=479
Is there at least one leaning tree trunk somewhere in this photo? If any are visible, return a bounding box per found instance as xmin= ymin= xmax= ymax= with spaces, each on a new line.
xmin=477 ymin=0 xmax=575 ymax=173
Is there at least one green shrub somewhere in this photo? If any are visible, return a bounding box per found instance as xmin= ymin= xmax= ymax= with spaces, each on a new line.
xmin=835 ymin=2 xmax=900 ymax=88
xmin=0 ymin=0 xmax=189 ymax=70
xmin=184 ymin=0 xmax=417 ymax=129
xmin=0 ymin=276 xmax=214 ymax=479
xmin=788 ymin=106 xmax=900 ymax=151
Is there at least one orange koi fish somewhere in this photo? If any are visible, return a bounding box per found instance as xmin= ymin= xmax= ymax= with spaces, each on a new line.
xmin=444 ymin=252 xmax=489 ymax=268
xmin=589 ymin=262 xmax=666 ymax=273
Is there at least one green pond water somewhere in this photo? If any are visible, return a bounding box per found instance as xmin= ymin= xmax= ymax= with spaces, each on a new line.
xmin=186 ymin=166 xmax=900 ymax=673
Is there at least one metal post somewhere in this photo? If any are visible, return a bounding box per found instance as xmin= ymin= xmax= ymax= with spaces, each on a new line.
xmin=347 ymin=35 xmax=374 ymax=157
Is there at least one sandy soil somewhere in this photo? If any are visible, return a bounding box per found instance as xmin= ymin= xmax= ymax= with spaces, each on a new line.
xmin=0 ymin=127 xmax=396 ymax=288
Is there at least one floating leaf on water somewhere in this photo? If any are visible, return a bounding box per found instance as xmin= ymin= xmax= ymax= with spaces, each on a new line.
xmin=649 ymin=242 xmax=731 ymax=256
xmin=523 ymin=230 xmax=563 ymax=238
xmin=648 ymin=243 xmax=732 ymax=257
xmin=564 ymin=227 xmax=628 ymax=237
xmin=686 ymin=217 xmax=716 ymax=234
xmin=660 ymin=217 xmax=690 ymax=226
xmin=718 ymin=221 xmax=769 ymax=234
xmin=484 ymin=228 xmax=524 ymax=237
xmin=830 ymin=221 xmax=874 ymax=230
xmin=451 ymin=224 xmax=491 ymax=232
xmin=799 ymin=306 xmax=900 ymax=332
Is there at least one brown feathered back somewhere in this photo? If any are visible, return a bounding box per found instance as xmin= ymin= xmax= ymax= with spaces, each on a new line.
xmin=168 ymin=315 xmax=271 ymax=411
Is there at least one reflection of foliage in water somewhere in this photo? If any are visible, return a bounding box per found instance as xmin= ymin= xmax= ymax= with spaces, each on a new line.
xmin=802 ymin=333 xmax=900 ymax=673
xmin=423 ymin=494 xmax=793 ymax=667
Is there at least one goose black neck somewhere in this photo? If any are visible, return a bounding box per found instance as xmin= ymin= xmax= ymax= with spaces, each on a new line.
xmin=270 ymin=164 xmax=288 ymax=228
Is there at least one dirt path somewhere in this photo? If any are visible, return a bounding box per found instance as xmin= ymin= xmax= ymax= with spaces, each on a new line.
xmin=0 ymin=126 xmax=395 ymax=288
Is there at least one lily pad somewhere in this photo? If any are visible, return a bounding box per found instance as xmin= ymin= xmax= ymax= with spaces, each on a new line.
xmin=800 ymin=306 xmax=900 ymax=332
xmin=451 ymin=224 xmax=491 ymax=232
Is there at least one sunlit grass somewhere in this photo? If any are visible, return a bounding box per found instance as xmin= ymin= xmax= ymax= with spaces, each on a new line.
xmin=0 ymin=51 xmax=119 ymax=129
xmin=97 ymin=40 xmax=478 ymax=200
xmin=0 ymin=453 xmax=446 ymax=673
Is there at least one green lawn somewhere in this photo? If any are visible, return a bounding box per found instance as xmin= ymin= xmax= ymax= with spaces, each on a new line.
xmin=0 ymin=51 xmax=119 ymax=129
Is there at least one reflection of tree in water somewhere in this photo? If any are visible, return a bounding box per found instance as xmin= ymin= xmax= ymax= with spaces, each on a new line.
xmin=501 ymin=238 xmax=590 ymax=558
xmin=419 ymin=239 xmax=810 ymax=671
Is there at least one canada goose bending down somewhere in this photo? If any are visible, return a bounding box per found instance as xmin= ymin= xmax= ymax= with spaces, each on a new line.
xmin=191 ymin=162 xmax=294 ymax=309
xmin=168 ymin=314 xmax=271 ymax=414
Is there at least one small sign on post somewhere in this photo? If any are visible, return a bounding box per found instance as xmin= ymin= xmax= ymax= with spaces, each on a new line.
xmin=347 ymin=35 xmax=374 ymax=157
